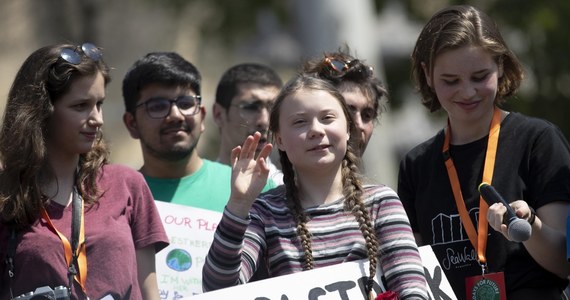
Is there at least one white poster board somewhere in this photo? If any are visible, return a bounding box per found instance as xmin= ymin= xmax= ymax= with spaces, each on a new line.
xmin=189 ymin=246 xmax=455 ymax=300
xmin=154 ymin=201 xmax=221 ymax=299
xmin=154 ymin=201 xmax=457 ymax=300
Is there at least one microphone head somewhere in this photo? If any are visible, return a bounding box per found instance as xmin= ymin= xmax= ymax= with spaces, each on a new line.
xmin=507 ymin=218 xmax=532 ymax=242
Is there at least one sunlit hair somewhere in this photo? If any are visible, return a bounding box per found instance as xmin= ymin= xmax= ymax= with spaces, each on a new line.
xmin=269 ymin=74 xmax=380 ymax=284
xmin=302 ymin=48 xmax=388 ymax=122
xmin=412 ymin=5 xmax=524 ymax=112
xmin=122 ymin=52 xmax=201 ymax=114
xmin=0 ymin=44 xmax=111 ymax=228
xmin=215 ymin=62 xmax=283 ymax=109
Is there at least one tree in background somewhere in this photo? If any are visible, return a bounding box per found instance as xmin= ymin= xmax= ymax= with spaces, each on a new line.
xmin=2 ymin=0 xmax=569 ymax=167
xmin=399 ymin=0 xmax=570 ymax=138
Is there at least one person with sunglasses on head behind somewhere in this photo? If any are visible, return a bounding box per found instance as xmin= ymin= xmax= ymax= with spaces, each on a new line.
xmin=302 ymin=48 xmax=388 ymax=158
xmin=0 ymin=43 xmax=169 ymax=300
xmin=202 ymin=74 xmax=428 ymax=300
xmin=213 ymin=63 xmax=285 ymax=185
xmin=398 ymin=5 xmax=570 ymax=299
xmin=122 ymin=53 xmax=276 ymax=212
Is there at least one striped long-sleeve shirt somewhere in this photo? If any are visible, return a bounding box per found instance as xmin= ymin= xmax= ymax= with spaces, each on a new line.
xmin=202 ymin=185 xmax=429 ymax=299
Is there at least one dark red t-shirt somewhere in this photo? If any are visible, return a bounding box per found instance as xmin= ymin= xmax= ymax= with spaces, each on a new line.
xmin=0 ymin=164 xmax=169 ymax=299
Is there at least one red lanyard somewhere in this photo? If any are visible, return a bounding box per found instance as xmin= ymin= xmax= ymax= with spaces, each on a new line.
xmin=442 ymin=107 xmax=501 ymax=265
xmin=40 ymin=193 xmax=87 ymax=293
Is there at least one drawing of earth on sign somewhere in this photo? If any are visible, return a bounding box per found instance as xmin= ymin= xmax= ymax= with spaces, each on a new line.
xmin=166 ymin=248 xmax=192 ymax=271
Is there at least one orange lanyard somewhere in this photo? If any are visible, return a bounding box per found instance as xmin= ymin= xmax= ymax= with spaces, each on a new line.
xmin=442 ymin=107 xmax=501 ymax=265
xmin=40 ymin=191 xmax=87 ymax=293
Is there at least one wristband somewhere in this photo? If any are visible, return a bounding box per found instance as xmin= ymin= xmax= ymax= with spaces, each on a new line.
xmin=527 ymin=206 xmax=536 ymax=225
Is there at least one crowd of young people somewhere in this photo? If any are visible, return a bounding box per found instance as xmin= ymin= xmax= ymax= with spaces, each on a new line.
xmin=0 ymin=4 xmax=569 ymax=300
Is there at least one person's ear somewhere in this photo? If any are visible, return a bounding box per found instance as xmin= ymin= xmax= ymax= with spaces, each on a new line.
xmin=199 ymin=106 xmax=206 ymax=133
xmin=498 ymin=58 xmax=504 ymax=79
xmin=213 ymin=103 xmax=226 ymax=128
xmin=123 ymin=112 xmax=140 ymax=139
xmin=274 ymin=132 xmax=285 ymax=151
xmin=421 ymin=62 xmax=433 ymax=88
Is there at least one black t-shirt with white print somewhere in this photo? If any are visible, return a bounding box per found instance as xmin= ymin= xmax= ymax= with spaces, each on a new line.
xmin=398 ymin=112 xmax=570 ymax=299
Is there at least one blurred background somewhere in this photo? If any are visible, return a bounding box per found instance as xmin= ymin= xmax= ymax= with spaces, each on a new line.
xmin=0 ymin=0 xmax=568 ymax=189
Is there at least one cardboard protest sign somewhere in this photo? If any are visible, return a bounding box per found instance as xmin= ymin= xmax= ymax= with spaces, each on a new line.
xmin=154 ymin=201 xmax=220 ymax=299
xmin=188 ymin=245 xmax=456 ymax=300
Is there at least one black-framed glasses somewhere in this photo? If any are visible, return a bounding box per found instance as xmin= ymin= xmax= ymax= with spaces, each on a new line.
xmin=232 ymin=100 xmax=273 ymax=120
xmin=136 ymin=95 xmax=202 ymax=119
xmin=60 ymin=43 xmax=102 ymax=65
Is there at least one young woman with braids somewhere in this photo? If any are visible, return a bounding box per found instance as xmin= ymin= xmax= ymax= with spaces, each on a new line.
xmin=202 ymin=74 xmax=428 ymax=299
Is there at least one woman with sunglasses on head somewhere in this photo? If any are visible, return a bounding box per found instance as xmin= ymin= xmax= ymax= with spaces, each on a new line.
xmin=398 ymin=5 xmax=570 ymax=299
xmin=302 ymin=49 xmax=388 ymax=158
xmin=202 ymin=74 xmax=428 ymax=300
xmin=0 ymin=43 xmax=169 ymax=300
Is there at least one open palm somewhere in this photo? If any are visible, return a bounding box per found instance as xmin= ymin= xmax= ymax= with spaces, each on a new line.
xmin=227 ymin=132 xmax=273 ymax=218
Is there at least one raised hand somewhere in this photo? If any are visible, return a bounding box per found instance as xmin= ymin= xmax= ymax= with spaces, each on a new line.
xmin=226 ymin=132 xmax=273 ymax=218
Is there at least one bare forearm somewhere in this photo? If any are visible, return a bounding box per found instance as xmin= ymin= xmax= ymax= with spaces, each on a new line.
xmin=137 ymin=247 xmax=160 ymax=300
xmin=523 ymin=216 xmax=570 ymax=278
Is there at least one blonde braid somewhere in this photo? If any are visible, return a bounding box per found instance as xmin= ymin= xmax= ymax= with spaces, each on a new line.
xmin=342 ymin=147 xmax=379 ymax=296
xmin=280 ymin=151 xmax=314 ymax=270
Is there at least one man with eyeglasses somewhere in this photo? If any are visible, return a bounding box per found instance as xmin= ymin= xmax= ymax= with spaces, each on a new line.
xmin=121 ymin=52 xmax=276 ymax=212
xmin=213 ymin=63 xmax=284 ymax=185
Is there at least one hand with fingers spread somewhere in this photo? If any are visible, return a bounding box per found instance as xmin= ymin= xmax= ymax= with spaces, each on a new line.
xmin=226 ymin=131 xmax=273 ymax=218
xmin=203 ymin=75 xmax=429 ymax=299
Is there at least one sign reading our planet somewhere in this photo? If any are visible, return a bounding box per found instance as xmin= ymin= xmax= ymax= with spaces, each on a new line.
xmin=154 ymin=201 xmax=221 ymax=299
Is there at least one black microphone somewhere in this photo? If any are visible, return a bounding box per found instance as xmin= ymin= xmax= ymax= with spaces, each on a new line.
xmin=478 ymin=182 xmax=532 ymax=242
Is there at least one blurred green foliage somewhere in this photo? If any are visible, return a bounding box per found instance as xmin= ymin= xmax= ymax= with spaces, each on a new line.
xmin=151 ymin=0 xmax=570 ymax=139
xmin=147 ymin=0 xmax=288 ymax=46
xmin=397 ymin=0 xmax=570 ymax=138
xmin=489 ymin=0 xmax=570 ymax=139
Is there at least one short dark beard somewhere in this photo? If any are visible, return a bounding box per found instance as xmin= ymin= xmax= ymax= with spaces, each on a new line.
xmin=141 ymin=139 xmax=196 ymax=162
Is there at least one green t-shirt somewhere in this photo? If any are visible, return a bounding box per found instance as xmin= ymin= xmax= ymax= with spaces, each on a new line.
xmin=145 ymin=159 xmax=277 ymax=212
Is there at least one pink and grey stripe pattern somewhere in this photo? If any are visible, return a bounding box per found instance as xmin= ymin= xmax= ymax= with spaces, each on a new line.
xmin=202 ymin=185 xmax=428 ymax=299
